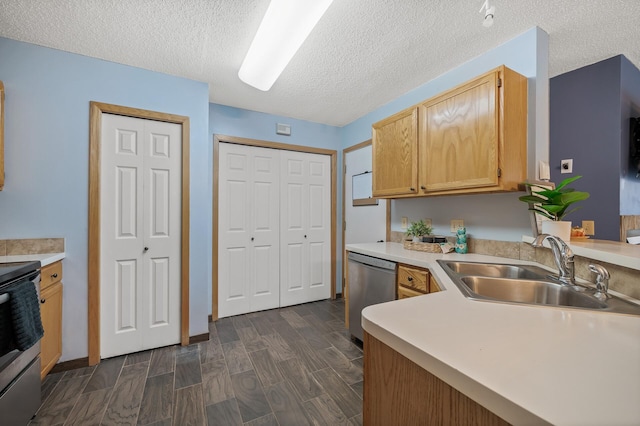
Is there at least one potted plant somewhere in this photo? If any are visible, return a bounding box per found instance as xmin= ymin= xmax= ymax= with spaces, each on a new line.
xmin=406 ymin=220 xmax=434 ymax=242
xmin=518 ymin=175 xmax=590 ymax=241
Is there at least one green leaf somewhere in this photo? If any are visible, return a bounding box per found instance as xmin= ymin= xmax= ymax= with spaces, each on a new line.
xmin=555 ymin=175 xmax=583 ymax=191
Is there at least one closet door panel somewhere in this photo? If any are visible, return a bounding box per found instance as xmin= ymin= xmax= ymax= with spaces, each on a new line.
xmin=280 ymin=151 xmax=331 ymax=307
xmin=218 ymin=143 xmax=280 ymax=317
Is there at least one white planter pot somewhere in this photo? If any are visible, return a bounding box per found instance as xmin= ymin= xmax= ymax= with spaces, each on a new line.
xmin=541 ymin=220 xmax=571 ymax=242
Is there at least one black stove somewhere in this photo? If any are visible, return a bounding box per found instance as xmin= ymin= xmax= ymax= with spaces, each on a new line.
xmin=0 ymin=261 xmax=41 ymax=287
xmin=0 ymin=259 xmax=42 ymax=425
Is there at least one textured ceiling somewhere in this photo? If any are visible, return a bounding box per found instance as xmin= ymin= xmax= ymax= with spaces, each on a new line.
xmin=1 ymin=0 xmax=639 ymax=126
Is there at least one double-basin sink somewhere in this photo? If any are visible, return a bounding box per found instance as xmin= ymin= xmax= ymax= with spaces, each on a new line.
xmin=437 ymin=260 xmax=640 ymax=316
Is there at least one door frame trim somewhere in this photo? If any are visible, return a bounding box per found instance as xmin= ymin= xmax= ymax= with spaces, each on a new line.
xmin=212 ymin=134 xmax=337 ymax=320
xmin=341 ymin=140 xmax=391 ymax=328
xmin=88 ymin=102 xmax=190 ymax=366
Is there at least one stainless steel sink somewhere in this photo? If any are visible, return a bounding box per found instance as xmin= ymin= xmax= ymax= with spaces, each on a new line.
xmin=440 ymin=261 xmax=549 ymax=280
xmin=438 ymin=260 xmax=640 ymax=316
xmin=459 ymin=276 xmax=606 ymax=309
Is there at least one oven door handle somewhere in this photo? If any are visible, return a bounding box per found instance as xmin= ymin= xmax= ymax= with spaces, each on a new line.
xmin=0 ymin=293 xmax=8 ymax=305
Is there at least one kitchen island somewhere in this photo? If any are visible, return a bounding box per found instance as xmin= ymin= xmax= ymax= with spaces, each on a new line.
xmin=347 ymin=242 xmax=640 ymax=426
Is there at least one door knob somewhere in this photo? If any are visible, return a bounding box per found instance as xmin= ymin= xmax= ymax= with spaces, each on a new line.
xmin=40 ymin=299 xmax=46 ymax=304
xmin=51 ymin=273 xmax=58 ymax=279
xmin=251 ymin=237 xmax=254 ymax=241
xmin=304 ymin=235 xmax=307 ymax=239
xmin=144 ymin=247 xmax=149 ymax=252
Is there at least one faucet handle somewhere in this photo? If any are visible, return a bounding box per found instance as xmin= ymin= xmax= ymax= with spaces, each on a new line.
xmin=589 ymin=264 xmax=610 ymax=300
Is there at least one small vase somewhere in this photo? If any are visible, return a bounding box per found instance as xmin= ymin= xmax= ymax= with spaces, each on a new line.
xmin=541 ymin=220 xmax=571 ymax=242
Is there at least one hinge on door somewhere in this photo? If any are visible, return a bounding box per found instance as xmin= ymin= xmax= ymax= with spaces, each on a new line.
xmin=497 ymin=78 xmax=502 ymax=88
xmin=497 ymin=168 xmax=502 ymax=177
xmin=344 ymin=164 xmax=347 ymax=175
xmin=343 ymin=221 xmax=346 ymax=231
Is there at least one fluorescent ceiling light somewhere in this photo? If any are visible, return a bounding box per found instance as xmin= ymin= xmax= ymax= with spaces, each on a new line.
xmin=238 ymin=0 xmax=334 ymax=91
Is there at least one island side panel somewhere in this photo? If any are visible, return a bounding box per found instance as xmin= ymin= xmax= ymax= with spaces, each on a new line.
xmin=363 ymin=331 xmax=510 ymax=426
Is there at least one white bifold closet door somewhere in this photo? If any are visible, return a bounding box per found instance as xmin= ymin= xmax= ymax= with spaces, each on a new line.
xmin=279 ymin=150 xmax=331 ymax=307
xmin=218 ymin=143 xmax=281 ymax=318
xmin=100 ymin=113 xmax=181 ymax=359
xmin=218 ymin=143 xmax=331 ymax=318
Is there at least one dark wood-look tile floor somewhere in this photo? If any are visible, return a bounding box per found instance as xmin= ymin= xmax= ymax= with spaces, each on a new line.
xmin=31 ymin=299 xmax=363 ymax=426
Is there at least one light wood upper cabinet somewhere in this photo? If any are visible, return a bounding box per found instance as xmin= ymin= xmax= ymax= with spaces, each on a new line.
xmin=419 ymin=66 xmax=527 ymax=195
xmin=420 ymin=71 xmax=499 ymax=192
xmin=0 ymin=81 xmax=4 ymax=191
xmin=371 ymin=66 xmax=527 ymax=198
xmin=372 ymin=107 xmax=418 ymax=197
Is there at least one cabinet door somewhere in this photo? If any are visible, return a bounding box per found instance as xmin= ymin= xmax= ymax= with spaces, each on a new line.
xmin=429 ymin=275 xmax=441 ymax=293
xmin=397 ymin=285 xmax=423 ymax=299
xmin=372 ymin=107 xmax=418 ymax=197
xmin=40 ymin=281 xmax=62 ymax=379
xmin=397 ymin=265 xmax=428 ymax=293
xmin=420 ymin=72 xmax=499 ymax=192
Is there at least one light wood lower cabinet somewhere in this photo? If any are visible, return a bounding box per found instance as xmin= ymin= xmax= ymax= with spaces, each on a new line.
xmin=397 ymin=264 xmax=442 ymax=298
xmin=430 ymin=274 xmax=441 ymax=292
xmin=40 ymin=261 xmax=63 ymax=379
xmin=364 ymin=332 xmax=510 ymax=425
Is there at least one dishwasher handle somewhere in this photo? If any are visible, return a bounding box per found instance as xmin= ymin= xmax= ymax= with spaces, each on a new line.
xmin=348 ymin=252 xmax=396 ymax=271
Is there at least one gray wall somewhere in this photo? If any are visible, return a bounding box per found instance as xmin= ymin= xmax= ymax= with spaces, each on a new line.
xmin=550 ymin=56 xmax=624 ymax=241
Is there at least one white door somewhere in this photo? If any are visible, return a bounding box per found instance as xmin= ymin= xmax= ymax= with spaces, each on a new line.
xmin=100 ymin=113 xmax=181 ymax=359
xmin=345 ymin=145 xmax=387 ymax=244
xmin=218 ymin=143 xmax=280 ymax=317
xmin=280 ymin=151 xmax=331 ymax=307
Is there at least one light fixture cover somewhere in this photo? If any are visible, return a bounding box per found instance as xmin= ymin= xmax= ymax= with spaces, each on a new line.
xmin=238 ymin=0 xmax=334 ymax=91
xmin=479 ymin=1 xmax=495 ymax=27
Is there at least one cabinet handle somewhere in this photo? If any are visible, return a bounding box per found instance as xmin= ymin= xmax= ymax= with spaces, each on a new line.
xmin=251 ymin=237 xmax=254 ymax=241
xmin=407 ymin=277 xmax=413 ymax=282
xmin=144 ymin=247 xmax=149 ymax=252
xmin=420 ymin=186 xmax=426 ymax=190
xmin=304 ymin=235 xmax=307 ymax=239
xmin=51 ymin=273 xmax=58 ymax=279
xmin=40 ymin=299 xmax=46 ymax=304
xmin=409 ymin=187 xmax=415 ymax=191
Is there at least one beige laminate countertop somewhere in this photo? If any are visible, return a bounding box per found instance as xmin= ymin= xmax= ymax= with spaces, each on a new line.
xmin=347 ymin=242 xmax=640 ymax=426
xmin=0 ymin=252 xmax=65 ymax=267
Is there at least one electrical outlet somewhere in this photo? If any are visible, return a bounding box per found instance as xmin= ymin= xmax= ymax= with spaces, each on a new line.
xmin=450 ymin=219 xmax=464 ymax=232
xmin=582 ymin=220 xmax=595 ymax=235
xmin=561 ymin=159 xmax=573 ymax=174
xmin=424 ymin=218 xmax=432 ymax=229
xmin=401 ymin=217 xmax=408 ymax=229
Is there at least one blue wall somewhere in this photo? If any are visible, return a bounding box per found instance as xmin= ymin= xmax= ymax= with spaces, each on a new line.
xmin=550 ymin=55 xmax=640 ymax=240
xmin=0 ymin=37 xmax=211 ymax=361
xmin=341 ymin=27 xmax=548 ymax=241
xmin=209 ymin=104 xmax=342 ymax=294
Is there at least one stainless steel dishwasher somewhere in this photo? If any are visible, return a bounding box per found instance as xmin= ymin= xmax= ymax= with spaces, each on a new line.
xmin=348 ymin=252 xmax=397 ymax=342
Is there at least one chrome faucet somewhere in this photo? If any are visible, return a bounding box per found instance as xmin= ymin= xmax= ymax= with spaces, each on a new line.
xmin=531 ymin=234 xmax=575 ymax=286
xmin=589 ymin=264 xmax=610 ymax=300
